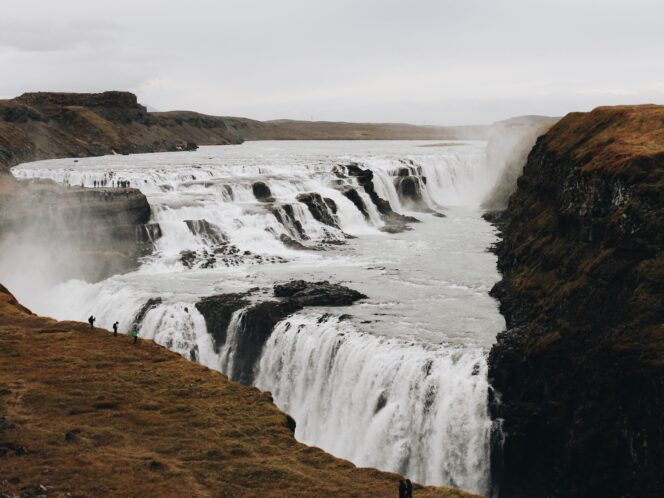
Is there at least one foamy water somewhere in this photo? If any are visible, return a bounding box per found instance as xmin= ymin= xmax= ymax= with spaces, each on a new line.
xmin=8 ymin=140 xmax=504 ymax=494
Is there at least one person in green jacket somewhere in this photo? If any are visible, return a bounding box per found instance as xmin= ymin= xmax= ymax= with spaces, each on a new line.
xmin=131 ymin=328 xmax=139 ymax=344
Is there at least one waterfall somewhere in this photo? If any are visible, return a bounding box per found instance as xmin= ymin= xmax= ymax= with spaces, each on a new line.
xmin=217 ymin=309 xmax=247 ymax=374
xmin=255 ymin=313 xmax=491 ymax=495
xmin=7 ymin=141 xmax=504 ymax=495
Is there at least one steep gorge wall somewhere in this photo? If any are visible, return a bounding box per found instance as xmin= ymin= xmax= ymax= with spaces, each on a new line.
xmin=488 ymin=105 xmax=664 ymax=497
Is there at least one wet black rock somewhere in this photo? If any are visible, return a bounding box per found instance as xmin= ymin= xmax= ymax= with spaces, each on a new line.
xmin=179 ymin=250 xmax=198 ymax=269
xmin=196 ymin=280 xmax=368 ymax=385
xmin=342 ymin=188 xmax=369 ymax=218
xmin=296 ymin=192 xmax=339 ymax=228
xmin=340 ymin=163 xmax=420 ymax=231
xmin=272 ymin=204 xmax=308 ymax=240
xmin=279 ymin=234 xmax=308 ymax=250
xmin=274 ymin=280 xmax=367 ymax=306
xmin=374 ymin=392 xmax=388 ymax=413
xmin=324 ymin=197 xmax=338 ymax=214
xmin=184 ymin=219 xmax=227 ymax=245
xmin=231 ymin=300 xmax=304 ymax=385
xmin=394 ymin=176 xmax=428 ymax=210
xmin=131 ymin=297 xmax=162 ymax=330
xmin=195 ymin=293 xmax=250 ymax=352
xmin=252 ymin=181 xmax=274 ymax=202
xmin=395 ymin=176 xmax=420 ymax=200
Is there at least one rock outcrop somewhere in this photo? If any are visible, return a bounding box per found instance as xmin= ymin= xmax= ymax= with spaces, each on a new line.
xmin=0 ymin=179 xmax=159 ymax=283
xmin=487 ymin=105 xmax=664 ymax=498
xmin=195 ymin=281 xmax=367 ymax=385
xmin=341 ymin=163 xmax=420 ymax=231
xmin=296 ymin=192 xmax=339 ymax=228
xmin=252 ymin=181 xmax=274 ymax=202
xmin=195 ymin=293 xmax=251 ymax=352
xmin=231 ymin=300 xmax=305 ymax=384
xmin=274 ymin=280 xmax=367 ymax=306
xmin=0 ymin=91 xmax=258 ymax=174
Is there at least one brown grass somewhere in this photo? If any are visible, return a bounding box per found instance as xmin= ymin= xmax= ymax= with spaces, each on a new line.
xmin=0 ymin=285 xmax=478 ymax=498
xmin=545 ymin=105 xmax=664 ymax=179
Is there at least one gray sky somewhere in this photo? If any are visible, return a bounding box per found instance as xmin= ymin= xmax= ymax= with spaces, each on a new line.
xmin=1 ymin=0 xmax=663 ymax=125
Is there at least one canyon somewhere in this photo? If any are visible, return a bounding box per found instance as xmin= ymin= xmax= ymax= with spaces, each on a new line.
xmin=0 ymin=93 xmax=662 ymax=498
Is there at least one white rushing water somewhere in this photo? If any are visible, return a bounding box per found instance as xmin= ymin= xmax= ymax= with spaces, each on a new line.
xmin=8 ymin=140 xmax=504 ymax=495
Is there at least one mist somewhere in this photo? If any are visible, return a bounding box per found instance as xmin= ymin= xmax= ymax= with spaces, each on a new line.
xmin=0 ymin=177 xmax=154 ymax=311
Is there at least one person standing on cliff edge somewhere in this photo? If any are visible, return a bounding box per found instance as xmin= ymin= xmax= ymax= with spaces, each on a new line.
xmin=88 ymin=316 xmax=96 ymax=330
xmin=112 ymin=321 xmax=119 ymax=336
xmin=131 ymin=328 xmax=139 ymax=344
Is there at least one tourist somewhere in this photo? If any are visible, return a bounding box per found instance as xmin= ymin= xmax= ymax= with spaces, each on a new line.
xmin=132 ymin=328 xmax=139 ymax=344
xmin=112 ymin=321 xmax=119 ymax=336
xmin=88 ymin=315 xmax=96 ymax=330
xmin=406 ymin=479 xmax=413 ymax=498
xmin=399 ymin=480 xmax=407 ymax=498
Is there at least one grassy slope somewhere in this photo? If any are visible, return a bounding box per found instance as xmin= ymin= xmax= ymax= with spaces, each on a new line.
xmin=0 ymin=285 xmax=477 ymax=498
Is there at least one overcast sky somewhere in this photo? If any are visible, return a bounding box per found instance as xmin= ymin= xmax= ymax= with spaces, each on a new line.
xmin=1 ymin=0 xmax=663 ymax=125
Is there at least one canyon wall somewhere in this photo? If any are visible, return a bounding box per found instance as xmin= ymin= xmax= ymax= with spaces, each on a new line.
xmin=488 ymin=105 xmax=664 ymax=497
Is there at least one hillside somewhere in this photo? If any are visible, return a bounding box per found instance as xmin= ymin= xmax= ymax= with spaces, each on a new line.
xmin=0 ymin=284 xmax=476 ymax=497
xmin=0 ymin=92 xmax=253 ymax=178
xmin=0 ymin=91 xmax=527 ymax=181
xmin=487 ymin=105 xmax=664 ymax=497
xmin=241 ymin=119 xmax=492 ymax=141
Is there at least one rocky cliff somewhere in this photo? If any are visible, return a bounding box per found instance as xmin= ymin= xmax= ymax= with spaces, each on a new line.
xmin=487 ymin=105 xmax=664 ymax=497
xmin=0 ymin=284 xmax=476 ymax=498
xmin=0 ymin=91 xmax=255 ymax=176
xmin=0 ymin=179 xmax=159 ymax=285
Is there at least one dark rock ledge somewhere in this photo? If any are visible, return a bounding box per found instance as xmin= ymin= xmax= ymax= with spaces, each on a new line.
xmin=194 ymin=280 xmax=367 ymax=385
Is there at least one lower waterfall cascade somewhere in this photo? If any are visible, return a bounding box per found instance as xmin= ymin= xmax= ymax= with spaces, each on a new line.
xmin=6 ymin=140 xmax=506 ymax=496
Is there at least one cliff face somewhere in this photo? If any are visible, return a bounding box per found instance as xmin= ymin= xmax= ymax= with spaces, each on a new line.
xmin=488 ymin=105 xmax=664 ymax=497
xmin=0 ymin=284 xmax=476 ymax=498
xmin=0 ymin=179 xmax=159 ymax=285
xmin=0 ymin=91 xmax=253 ymax=173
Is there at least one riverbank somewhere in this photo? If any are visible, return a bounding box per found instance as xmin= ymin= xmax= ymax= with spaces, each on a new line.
xmin=487 ymin=105 xmax=664 ymax=497
xmin=0 ymin=284 xmax=476 ymax=497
